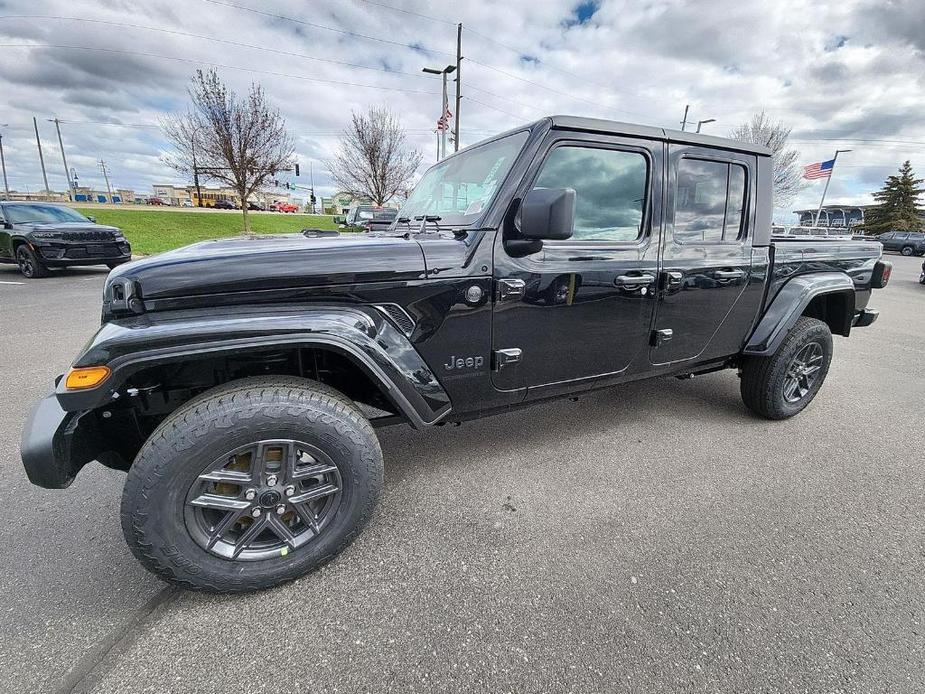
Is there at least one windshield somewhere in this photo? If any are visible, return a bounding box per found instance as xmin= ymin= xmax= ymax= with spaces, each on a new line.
xmin=3 ymin=204 xmax=90 ymax=224
xmin=396 ymin=130 xmax=529 ymax=226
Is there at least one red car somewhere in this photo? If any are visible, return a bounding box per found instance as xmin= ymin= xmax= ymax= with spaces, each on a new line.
xmin=147 ymin=197 xmax=167 ymax=206
xmin=271 ymin=202 xmax=299 ymax=213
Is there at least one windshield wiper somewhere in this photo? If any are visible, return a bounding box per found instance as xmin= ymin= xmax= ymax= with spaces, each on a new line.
xmin=414 ymin=215 xmax=442 ymax=234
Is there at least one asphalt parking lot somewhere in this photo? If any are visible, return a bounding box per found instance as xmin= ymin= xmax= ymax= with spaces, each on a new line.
xmin=1 ymin=256 xmax=923 ymax=694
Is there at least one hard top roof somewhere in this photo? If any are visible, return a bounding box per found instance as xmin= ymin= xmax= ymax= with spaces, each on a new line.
xmin=545 ymin=115 xmax=771 ymax=156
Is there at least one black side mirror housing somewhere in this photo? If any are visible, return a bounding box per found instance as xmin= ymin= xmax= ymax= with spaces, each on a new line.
xmin=87 ymin=216 xmax=97 ymax=223
xmin=520 ymin=188 xmax=576 ymax=240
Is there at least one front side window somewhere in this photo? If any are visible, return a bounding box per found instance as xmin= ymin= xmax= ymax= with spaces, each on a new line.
xmin=531 ymin=145 xmax=647 ymax=242
xmin=674 ymin=159 xmax=748 ymax=243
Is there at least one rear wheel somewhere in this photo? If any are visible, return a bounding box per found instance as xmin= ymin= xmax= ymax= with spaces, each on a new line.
xmin=121 ymin=376 xmax=384 ymax=592
xmin=16 ymin=246 xmax=49 ymax=278
xmin=901 ymin=245 xmax=914 ymax=256
xmin=740 ymin=317 xmax=833 ymax=420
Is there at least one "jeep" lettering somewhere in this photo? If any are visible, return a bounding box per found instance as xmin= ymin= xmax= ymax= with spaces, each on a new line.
xmin=444 ymin=355 xmax=484 ymax=370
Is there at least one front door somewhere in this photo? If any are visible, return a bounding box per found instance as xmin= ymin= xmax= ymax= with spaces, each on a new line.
xmin=651 ymin=145 xmax=756 ymax=365
xmin=491 ymin=133 xmax=663 ymax=392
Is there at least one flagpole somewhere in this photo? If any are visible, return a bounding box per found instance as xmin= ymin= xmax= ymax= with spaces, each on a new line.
xmin=813 ymin=149 xmax=851 ymax=227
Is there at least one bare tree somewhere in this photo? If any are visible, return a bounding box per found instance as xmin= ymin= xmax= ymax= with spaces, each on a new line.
xmin=162 ymin=69 xmax=295 ymax=233
xmin=325 ymin=107 xmax=422 ymax=206
xmin=730 ymin=112 xmax=802 ymax=208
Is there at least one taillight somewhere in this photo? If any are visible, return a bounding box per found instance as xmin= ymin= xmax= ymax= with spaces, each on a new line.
xmin=872 ymin=260 xmax=892 ymax=288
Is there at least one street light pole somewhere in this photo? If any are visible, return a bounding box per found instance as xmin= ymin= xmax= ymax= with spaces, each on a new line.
xmin=695 ymin=118 xmax=716 ymax=133
xmin=680 ymin=104 xmax=690 ymax=132
xmin=454 ymin=23 xmax=462 ymax=153
xmin=0 ymin=124 xmax=10 ymax=200
xmin=33 ymin=116 xmax=50 ymax=197
xmin=49 ymin=118 xmax=72 ymax=201
xmin=423 ymin=64 xmax=456 ymax=160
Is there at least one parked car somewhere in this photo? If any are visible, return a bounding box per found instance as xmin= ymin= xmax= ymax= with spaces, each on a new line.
xmin=247 ymin=202 xmax=265 ymax=211
xmin=270 ymin=202 xmax=298 ymax=213
xmin=214 ymin=199 xmax=236 ymax=210
xmin=21 ymin=115 xmax=891 ymax=592
xmin=181 ymin=199 xmax=194 ymax=208
xmin=877 ymin=230 xmax=925 ymax=256
xmin=0 ymin=202 xmax=132 ymax=278
xmin=335 ymin=205 xmax=399 ymax=232
xmin=147 ymin=197 xmax=167 ymax=206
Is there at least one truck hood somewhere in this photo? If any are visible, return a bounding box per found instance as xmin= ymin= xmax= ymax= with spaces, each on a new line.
xmin=108 ymin=232 xmax=428 ymax=300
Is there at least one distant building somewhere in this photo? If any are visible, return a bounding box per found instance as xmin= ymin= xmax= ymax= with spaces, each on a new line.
xmin=151 ymin=184 xmax=293 ymax=208
xmin=72 ymin=186 xmax=134 ymax=204
xmin=5 ymin=190 xmax=69 ymax=203
xmin=793 ymin=204 xmax=872 ymax=228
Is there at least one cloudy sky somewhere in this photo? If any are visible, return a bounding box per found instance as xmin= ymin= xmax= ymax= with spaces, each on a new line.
xmin=0 ymin=0 xmax=923 ymax=221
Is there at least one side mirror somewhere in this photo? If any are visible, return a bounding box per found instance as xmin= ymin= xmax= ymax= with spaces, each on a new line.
xmin=333 ymin=215 xmax=346 ymax=225
xmin=520 ymin=188 xmax=576 ymax=240
xmin=87 ymin=216 xmax=97 ymax=223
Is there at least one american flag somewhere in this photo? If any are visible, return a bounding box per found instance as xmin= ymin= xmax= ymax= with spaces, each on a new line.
xmin=435 ymin=106 xmax=453 ymax=131
xmin=803 ymin=159 xmax=835 ymax=180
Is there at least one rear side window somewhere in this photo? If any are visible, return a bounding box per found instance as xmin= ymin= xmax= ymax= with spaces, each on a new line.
xmin=532 ymin=145 xmax=648 ymax=242
xmin=674 ymin=159 xmax=747 ymax=243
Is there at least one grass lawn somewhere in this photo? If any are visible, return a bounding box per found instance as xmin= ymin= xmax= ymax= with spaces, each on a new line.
xmin=86 ymin=209 xmax=339 ymax=255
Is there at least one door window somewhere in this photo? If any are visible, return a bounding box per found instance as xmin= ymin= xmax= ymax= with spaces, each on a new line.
xmin=674 ymin=159 xmax=747 ymax=243
xmin=532 ymin=145 xmax=648 ymax=242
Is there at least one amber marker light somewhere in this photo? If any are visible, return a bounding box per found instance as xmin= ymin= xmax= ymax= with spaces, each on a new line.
xmin=65 ymin=366 xmax=111 ymax=390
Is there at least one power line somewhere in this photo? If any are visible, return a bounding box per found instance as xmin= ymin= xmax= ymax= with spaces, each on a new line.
xmin=0 ymin=43 xmax=440 ymax=95
xmin=353 ymin=0 xmax=456 ymax=26
xmin=200 ymin=0 xmax=456 ymax=58
xmin=0 ymin=15 xmax=441 ymax=81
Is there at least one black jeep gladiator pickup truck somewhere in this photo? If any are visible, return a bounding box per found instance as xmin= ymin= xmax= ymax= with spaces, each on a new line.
xmin=20 ymin=116 xmax=890 ymax=592
xmin=0 ymin=202 xmax=132 ymax=278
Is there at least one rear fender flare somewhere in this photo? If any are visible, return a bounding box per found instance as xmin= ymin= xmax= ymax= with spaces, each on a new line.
xmin=744 ymin=272 xmax=855 ymax=356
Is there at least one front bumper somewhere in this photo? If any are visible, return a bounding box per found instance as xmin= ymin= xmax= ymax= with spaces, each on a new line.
xmin=34 ymin=241 xmax=131 ymax=267
xmin=20 ymin=393 xmax=124 ymax=489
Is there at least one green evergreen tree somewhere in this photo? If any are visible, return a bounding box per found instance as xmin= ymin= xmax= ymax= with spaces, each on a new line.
xmin=861 ymin=160 xmax=924 ymax=234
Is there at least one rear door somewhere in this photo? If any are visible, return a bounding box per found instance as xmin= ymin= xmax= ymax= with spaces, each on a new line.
xmin=651 ymin=145 xmax=756 ymax=365
xmin=491 ymin=131 xmax=663 ymax=391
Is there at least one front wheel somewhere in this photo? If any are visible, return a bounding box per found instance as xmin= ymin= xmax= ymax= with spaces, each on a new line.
xmin=901 ymin=246 xmax=914 ymax=256
xmin=740 ymin=317 xmax=833 ymax=420
xmin=121 ymin=376 xmax=384 ymax=592
xmin=16 ymin=246 xmax=49 ymax=278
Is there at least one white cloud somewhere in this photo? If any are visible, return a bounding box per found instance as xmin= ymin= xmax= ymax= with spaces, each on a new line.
xmin=0 ymin=0 xmax=922 ymax=220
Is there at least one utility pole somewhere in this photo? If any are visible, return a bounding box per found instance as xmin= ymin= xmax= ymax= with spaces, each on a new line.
xmin=0 ymin=124 xmax=10 ymax=200
xmin=192 ymin=137 xmax=203 ymax=207
xmin=680 ymin=104 xmax=690 ymax=132
xmin=309 ymin=161 xmax=315 ymax=213
xmin=454 ymin=23 xmax=462 ymax=152
xmin=33 ymin=117 xmax=50 ymax=197
xmin=49 ymin=118 xmax=72 ymax=201
xmin=98 ymin=159 xmax=113 ymax=202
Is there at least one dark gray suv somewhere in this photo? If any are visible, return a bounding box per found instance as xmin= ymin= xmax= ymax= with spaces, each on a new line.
xmin=877 ymin=230 xmax=925 ymax=256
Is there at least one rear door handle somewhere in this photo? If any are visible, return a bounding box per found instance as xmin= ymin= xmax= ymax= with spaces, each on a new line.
xmin=712 ymin=269 xmax=745 ymax=280
xmin=614 ymin=274 xmax=655 ymax=286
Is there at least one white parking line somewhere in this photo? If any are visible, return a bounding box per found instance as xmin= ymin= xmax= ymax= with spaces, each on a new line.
xmin=0 ymin=280 xmax=24 ymax=285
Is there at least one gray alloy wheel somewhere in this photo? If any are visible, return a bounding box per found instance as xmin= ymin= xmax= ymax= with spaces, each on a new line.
xmin=901 ymin=245 xmax=914 ymax=256
xmin=16 ymin=246 xmax=49 ymax=279
xmin=781 ymin=341 xmax=824 ymax=403
xmin=183 ymin=439 xmax=343 ymax=561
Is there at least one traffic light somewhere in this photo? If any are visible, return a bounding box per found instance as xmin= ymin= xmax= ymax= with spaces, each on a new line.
xmin=294 ymin=163 xmax=300 ymax=177
xmin=310 ymin=194 xmax=316 ymax=205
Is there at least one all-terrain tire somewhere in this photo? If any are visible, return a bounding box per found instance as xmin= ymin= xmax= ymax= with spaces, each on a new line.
xmin=121 ymin=376 xmax=384 ymax=592
xmin=740 ymin=316 xmax=833 ymax=420
xmin=16 ymin=245 xmax=50 ymax=278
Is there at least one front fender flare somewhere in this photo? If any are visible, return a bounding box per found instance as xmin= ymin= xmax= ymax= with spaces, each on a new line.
xmin=56 ymin=304 xmax=451 ymax=428
xmin=744 ymin=272 xmax=854 ymax=356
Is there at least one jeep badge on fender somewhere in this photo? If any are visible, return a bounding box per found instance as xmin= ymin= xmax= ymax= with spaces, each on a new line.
xmin=20 ymin=115 xmax=889 ymax=592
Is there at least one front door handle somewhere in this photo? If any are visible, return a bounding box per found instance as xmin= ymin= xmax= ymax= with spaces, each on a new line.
xmin=712 ymin=269 xmax=745 ymax=280
xmin=614 ymin=274 xmax=655 ymax=286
